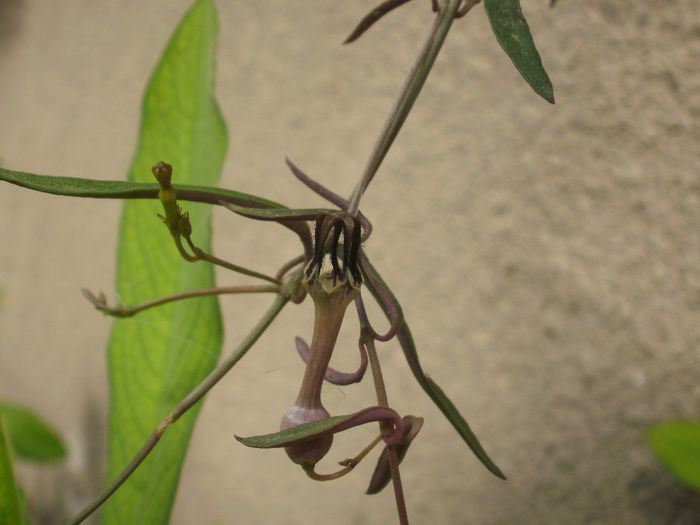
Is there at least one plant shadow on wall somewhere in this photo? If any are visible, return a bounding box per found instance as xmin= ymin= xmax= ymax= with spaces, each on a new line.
xmin=0 ymin=0 xmax=563 ymax=523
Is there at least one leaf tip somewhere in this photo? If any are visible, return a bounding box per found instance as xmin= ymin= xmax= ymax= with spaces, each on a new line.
xmin=493 ymin=466 xmax=507 ymax=480
xmin=543 ymin=89 xmax=555 ymax=105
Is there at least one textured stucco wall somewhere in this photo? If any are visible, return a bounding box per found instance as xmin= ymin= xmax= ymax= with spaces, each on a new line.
xmin=0 ymin=1 xmax=699 ymax=524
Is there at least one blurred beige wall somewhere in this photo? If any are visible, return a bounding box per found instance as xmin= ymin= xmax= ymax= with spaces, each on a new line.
xmin=1 ymin=0 xmax=699 ymax=523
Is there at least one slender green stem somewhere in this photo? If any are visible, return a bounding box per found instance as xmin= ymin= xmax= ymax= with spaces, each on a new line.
xmin=347 ymin=0 xmax=463 ymax=215
xmin=197 ymin=250 xmax=281 ymax=285
xmin=174 ymin=235 xmax=281 ymax=285
xmin=83 ymin=284 xmax=278 ymax=318
xmin=70 ymin=290 xmax=293 ymax=525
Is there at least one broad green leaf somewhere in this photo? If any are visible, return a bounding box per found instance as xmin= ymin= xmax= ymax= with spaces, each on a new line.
xmin=0 ymin=167 xmax=312 ymax=251
xmin=237 ymin=406 xmax=403 ymax=448
xmin=102 ymin=1 xmax=227 ymax=523
xmin=649 ymin=421 xmax=700 ymax=491
xmin=0 ymin=417 xmax=26 ymax=525
xmin=16 ymin=487 xmax=31 ymax=525
xmin=484 ymin=0 xmax=554 ymax=103
xmin=0 ymin=403 xmax=66 ymax=462
xmin=360 ymin=252 xmax=506 ymax=479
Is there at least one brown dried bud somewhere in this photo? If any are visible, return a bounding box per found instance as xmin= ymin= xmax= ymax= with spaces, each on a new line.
xmin=152 ymin=161 xmax=173 ymax=187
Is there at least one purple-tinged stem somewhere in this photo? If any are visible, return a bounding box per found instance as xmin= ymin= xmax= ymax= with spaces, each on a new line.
xmin=356 ymin=297 xmax=410 ymax=525
xmin=347 ymin=0 xmax=464 ymax=216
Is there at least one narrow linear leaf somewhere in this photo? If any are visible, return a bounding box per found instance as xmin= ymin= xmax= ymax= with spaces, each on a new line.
xmin=0 ymin=417 xmax=26 ymax=525
xmin=0 ymin=403 xmax=66 ymax=462
xmin=397 ymin=320 xmax=505 ymax=479
xmin=102 ymin=1 xmax=227 ymax=523
xmin=484 ymin=0 xmax=554 ymax=103
xmin=344 ymin=0 xmax=413 ymax=44
xmin=237 ymin=415 xmax=355 ymax=449
xmin=0 ymin=166 xmax=278 ymax=208
xmin=361 ymin=253 xmax=506 ymax=479
xmin=649 ymin=421 xmax=700 ymax=492
xmin=223 ymin=202 xmax=334 ymax=222
xmin=0 ymin=167 xmax=312 ymax=251
xmin=237 ymin=406 xmax=403 ymax=448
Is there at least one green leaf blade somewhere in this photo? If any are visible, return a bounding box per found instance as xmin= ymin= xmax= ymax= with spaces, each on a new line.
xmin=0 ymin=403 xmax=66 ymax=462
xmin=0 ymin=417 xmax=26 ymax=525
xmin=0 ymin=166 xmax=283 ymax=209
xmin=102 ymin=1 xmax=227 ymax=523
xmin=0 ymin=168 xmax=313 ymax=252
xmin=649 ymin=421 xmax=700 ymax=492
xmin=223 ymin=202 xmax=335 ymax=221
xmin=484 ymin=0 xmax=554 ymax=103
xmin=396 ymin=322 xmax=506 ymax=480
xmin=360 ymin=253 xmax=506 ymax=480
xmin=237 ymin=414 xmax=354 ymax=449
xmin=237 ymin=406 xmax=402 ymax=449
xmin=0 ymin=167 xmax=157 ymax=199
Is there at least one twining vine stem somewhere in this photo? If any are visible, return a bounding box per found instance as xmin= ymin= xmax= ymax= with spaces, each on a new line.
xmin=347 ymin=1 xmax=465 ymax=523
xmin=347 ymin=0 xmax=464 ymax=216
xmin=71 ymin=287 xmax=294 ymax=524
xmin=357 ymin=297 xmax=409 ymax=525
xmin=83 ymin=284 xmax=278 ymax=317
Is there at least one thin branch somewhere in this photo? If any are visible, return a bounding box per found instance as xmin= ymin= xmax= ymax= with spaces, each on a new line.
xmin=366 ymin=338 xmax=410 ymax=525
xmin=70 ymin=290 xmax=293 ymax=525
xmin=347 ymin=0 xmax=464 ymax=215
xmin=175 ymin=234 xmax=281 ymax=285
xmin=356 ymin=298 xmax=410 ymax=525
xmin=82 ymin=284 xmax=278 ymax=318
xmin=303 ymin=434 xmax=383 ymax=481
